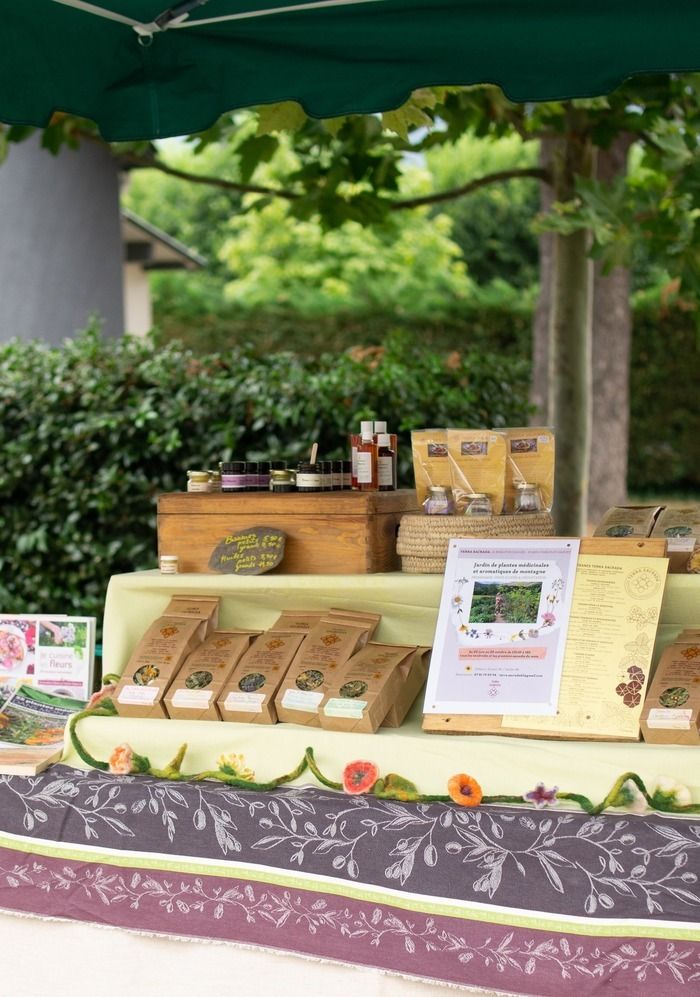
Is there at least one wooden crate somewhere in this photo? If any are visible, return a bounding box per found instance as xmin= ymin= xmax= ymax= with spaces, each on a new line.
xmin=157 ymin=489 xmax=419 ymax=574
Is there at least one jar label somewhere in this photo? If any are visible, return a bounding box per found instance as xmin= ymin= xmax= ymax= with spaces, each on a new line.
xmin=296 ymin=472 xmax=321 ymax=488
xmin=221 ymin=474 xmax=246 ymax=488
xmin=187 ymin=482 xmax=210 ymax=492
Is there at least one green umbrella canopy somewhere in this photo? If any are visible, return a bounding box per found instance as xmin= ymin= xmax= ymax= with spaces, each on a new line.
xmin=3 ymin=0 xmax=700 ymax=141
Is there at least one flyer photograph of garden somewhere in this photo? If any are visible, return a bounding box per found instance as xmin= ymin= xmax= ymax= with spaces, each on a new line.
xmin=469 ymin=582 xmax=542 ymax=624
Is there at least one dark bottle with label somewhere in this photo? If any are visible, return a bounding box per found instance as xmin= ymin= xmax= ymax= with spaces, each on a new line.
xmin=376 ymin=433 xmax=395 ymax=491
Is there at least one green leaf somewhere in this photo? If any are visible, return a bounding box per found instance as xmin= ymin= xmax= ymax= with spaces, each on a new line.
xmin=381 ymin=102 xmax=432 ymax=140
xmin=237 ymin=134 xmax=279 ymax=183
xmin=256 ymin=101 xmax=308 ymax=136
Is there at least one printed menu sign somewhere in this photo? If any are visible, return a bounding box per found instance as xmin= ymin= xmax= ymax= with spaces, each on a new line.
xmin=424 ymin=539 xmax=579 ymax=716
xmin=505 ymin=554 xmax=668 ymax=739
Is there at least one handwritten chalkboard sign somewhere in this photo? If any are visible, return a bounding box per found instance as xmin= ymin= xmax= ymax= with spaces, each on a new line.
xmin=208 ymin=527 xmax=286 ymax=575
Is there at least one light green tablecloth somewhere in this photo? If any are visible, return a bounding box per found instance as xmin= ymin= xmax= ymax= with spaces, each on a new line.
xmin=64 ymin=570 xmax=700 ymax=804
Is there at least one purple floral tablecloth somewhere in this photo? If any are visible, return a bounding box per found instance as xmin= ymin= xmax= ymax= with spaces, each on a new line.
xmin=0 ymin=765 xmax=698 ymax=994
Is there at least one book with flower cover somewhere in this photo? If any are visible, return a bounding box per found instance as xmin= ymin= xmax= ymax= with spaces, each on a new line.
xmin=0 ymin=615 xmax=95 ymax=701
xmin=0 ymin=685 xmax=86 ymax=776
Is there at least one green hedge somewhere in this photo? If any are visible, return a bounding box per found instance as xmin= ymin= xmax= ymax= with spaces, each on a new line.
xmin=0 ymin=328 xmax=531 ymax=630
xmin=628 ymin=302 xmax=700 ymax=494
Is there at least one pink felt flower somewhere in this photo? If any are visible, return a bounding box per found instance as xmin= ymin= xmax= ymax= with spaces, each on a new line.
xmin=523 ymin=782 xmax=558 ymax=808
xmin=541 ymin=612 xmax=556 ymax=626
xmin=87 ymin=683 xmax=116 ymax=709
xmin=108 ymin=743 xmax=135 ymax=775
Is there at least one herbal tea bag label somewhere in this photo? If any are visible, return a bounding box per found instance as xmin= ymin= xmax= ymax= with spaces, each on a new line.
xmin=647 ymin=708 xmax=692 ymax=729
xmin=224 ymin=691 xmax=264 ymax=713
xmin=172 ymin=688 xmax=213 ymax=708
xmin=281 ymin=688 xmax=324 ymax=712
xmin=323 ymin=697 xmax=367 ymax=719
xmin=118 ymin=685 xmax=158 ymax=705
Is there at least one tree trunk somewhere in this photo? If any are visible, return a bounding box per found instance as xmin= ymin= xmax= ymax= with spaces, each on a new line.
xmin=530 ymin=138 xmax=556 ymax=424
xmin=547 ymin=108 xmax=594 ymax=536
xmin=588 ymin=135 xmax=634 ymax=526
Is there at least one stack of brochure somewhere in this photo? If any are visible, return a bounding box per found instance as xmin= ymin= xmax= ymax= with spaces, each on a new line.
xmin=0 ymin=685 xmax=86 ymax=775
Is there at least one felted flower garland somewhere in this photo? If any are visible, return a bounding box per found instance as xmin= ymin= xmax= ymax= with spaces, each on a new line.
xmin=67 ymin=690 xmax=700 ymax=816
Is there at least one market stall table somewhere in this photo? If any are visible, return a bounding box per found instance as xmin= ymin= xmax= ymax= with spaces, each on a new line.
xmin=2 ymin=570 xmax=699 ymax=996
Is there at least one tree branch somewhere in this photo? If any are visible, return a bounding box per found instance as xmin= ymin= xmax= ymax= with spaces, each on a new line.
xmin=391 ymin=167 xmax=551 ymax=210
xmin=74 ymin=123 xmax=550 ymax=211
xmin=114 ymin=149 xmax=301 ymax=200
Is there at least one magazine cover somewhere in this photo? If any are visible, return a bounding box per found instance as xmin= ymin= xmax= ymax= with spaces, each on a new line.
xmin=0 ymin=615 xmax=95 ymax=700
xmin=0 ymin=685 xmax=86 ymax=775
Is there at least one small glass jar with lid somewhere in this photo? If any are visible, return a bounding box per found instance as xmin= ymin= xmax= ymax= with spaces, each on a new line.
xmin=270 ymin=468 xmax=296 ymax=493
xmin=422 ymin=485 xmax=455 ymax=515
xmin=244 ymin=460 xmax=259 ymax=491
xmin=296 ymin=461 xmax=322 ymax=492
xmin=257 ymin=460 xmax=271 ymax=492
xmin=159 ymin=554 xmax=179 ymax=574
xmin=187 ymin=470 xmax=210 ymax=493
xmin=514 ymin=481 xmax=543 ymax=514
xmin=220 ymin=461 xmax=246 ymax=492
xmin=464 ymin=492 xmax=493 ymax=517
xmin=208 ymin=469 xmax=222 ymax=492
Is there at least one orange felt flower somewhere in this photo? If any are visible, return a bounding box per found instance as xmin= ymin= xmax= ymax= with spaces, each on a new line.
xmin=448 ymin=773 xmax=483 ymax=807
xmin=109 ymin=743 xmax=135 ymax=775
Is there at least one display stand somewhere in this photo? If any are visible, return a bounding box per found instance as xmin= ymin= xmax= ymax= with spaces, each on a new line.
xmin=423 ymin=536 xmax=667 ymax=737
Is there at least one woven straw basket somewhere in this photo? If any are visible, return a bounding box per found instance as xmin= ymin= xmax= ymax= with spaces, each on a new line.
xmin=396 ymin=511 xmax=555 ymax=573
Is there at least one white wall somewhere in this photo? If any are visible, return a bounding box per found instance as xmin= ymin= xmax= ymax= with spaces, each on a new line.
xmin=0 ymin=136 xmax=124 ymax=342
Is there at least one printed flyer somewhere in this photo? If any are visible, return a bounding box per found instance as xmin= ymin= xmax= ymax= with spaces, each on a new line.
xmin=424 ymin=538 xmax=580 ymax=715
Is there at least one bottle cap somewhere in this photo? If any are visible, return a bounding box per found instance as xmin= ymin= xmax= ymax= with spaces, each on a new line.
xmin=374 ymin=420 xmax=387 ymax=433
xmin=360 ymin=420 xmax=374 ymax=434
xmin=377 ymin=433 xmax=390 ymax=447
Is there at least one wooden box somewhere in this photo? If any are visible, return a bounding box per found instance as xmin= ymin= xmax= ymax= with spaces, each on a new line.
xmin=157 ymin=489 xmax=419 ymax=574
